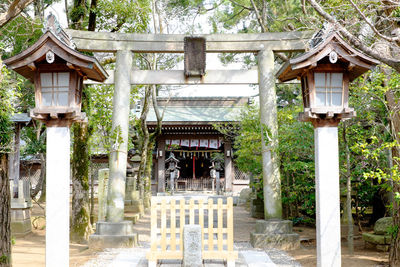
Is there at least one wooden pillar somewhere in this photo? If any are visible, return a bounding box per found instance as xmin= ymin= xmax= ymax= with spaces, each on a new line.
xmin=157 ymin=139 xmax=166 ymax=192
xmin=258 ymin=49 xmax=282 ymax=219
xmin=107 ymin=50 xmax=132 ymax=222
xmin=224 ymin=140 xmax=233 ymax=192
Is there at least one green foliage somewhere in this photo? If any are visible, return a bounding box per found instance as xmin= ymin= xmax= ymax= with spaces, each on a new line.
xmin=0 ymin=61 xmax=20 ymax=154
xmin=0 ymin=16 xmax=43 ymax=58
xmin=87 ymin=85 xmax=114 ymax=153
xmin=70 ymin=4 xmax=88 ymax=25
xmin=278 ymin=103 xmax=315 ymax=220
xmin=0 ymin=254 xmax=9 ymax=264
xmin=95 ymin=0 xmax=151 ymax=33
xmin=232 ymin=104 xmax=263 ymax=178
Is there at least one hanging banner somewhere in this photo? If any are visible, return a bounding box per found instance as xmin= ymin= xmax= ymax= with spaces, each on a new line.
xmin=199 ymin=139 xmax=209 ymax=147
xmin=209 ymin=139 xmax=218 ymax=149
xmin=190 ymin=139 xmax=199 ymax=147
xmin=181 ymin=139 xmax=190 ymax=147
xmin=171 ymin=139 xmax=180 ymax=146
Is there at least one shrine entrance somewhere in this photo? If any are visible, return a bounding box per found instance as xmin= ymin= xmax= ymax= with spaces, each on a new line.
xmin=146 ymin=96 xmax=244 ymax=192
xmin=68 ymin=29 xmax=313 ymax=218
xmin=165 ymin=148 xmax=222 ymax=191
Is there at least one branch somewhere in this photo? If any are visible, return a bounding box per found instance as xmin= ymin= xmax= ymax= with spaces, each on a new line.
xmin=228 ymin=0 xmax=252 ymax=11
xmin=0 ymin=0 xmax=34 ymax=28
xmin=348 ymin=0 xmax=400 ymax=42
xmin=306 ymin=0 xmax=400 ymax=72
xmin=249 ymin=0 xmax=267 ymax=32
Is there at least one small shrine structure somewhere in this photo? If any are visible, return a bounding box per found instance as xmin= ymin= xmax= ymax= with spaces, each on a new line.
xmin=146 ymin=97 xmax=250 ymax=193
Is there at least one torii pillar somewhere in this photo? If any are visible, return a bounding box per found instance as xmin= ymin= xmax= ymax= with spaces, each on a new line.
xmin=89 ymin=50 xmax=138 ymax=248
xmin=250 ymin=49 xmax=300 ymax=250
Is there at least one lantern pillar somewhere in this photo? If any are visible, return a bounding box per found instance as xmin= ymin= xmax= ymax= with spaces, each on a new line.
xmin=257 ymin=49 xmax=282 ymax=219
xmin=107 ymin=50 xmax=132 ymax=222
xmin=314 ymin=122 xmax=341 ymax=267
xmin=46 ymin=126 xmax=70 ymax=267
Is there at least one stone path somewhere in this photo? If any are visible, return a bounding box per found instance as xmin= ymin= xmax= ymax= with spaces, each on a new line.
xmin=81 ymin=241 xmax=301 ymax=267
xmin=82 ymin=195 xmax=301 ymax=266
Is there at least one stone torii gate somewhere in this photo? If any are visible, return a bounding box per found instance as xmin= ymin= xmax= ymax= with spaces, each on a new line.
xmin=65 ymin=29 xmax=312 ymax=247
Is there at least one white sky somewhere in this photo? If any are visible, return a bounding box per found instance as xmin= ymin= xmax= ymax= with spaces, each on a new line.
xmin=46 ymin=2 xmax=257 ymax=98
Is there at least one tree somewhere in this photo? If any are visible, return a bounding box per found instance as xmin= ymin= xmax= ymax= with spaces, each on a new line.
xmin=0 ymin=55 xmax=22 ymax=266
xmin=300 ymin=1 xmax=400 ymax=265
xmin=0 ymin=0 xmax=35 ymax=28
xmin=67 ymin=0 xmax=152 ymax=241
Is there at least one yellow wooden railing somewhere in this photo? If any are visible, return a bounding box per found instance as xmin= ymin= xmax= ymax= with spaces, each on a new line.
xmin=146 ymin=197 xmax=238 ymax=267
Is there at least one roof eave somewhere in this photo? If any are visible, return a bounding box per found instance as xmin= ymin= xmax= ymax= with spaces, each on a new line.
xmin=4 ymin=30 xmax=108 ymax=82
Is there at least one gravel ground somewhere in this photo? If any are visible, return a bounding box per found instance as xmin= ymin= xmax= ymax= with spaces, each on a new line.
xmin=81 ymin=203 xmax=301 ymax=267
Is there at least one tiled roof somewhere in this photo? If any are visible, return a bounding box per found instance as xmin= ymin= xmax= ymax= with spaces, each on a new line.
xmin=146 ymin=106 xmax=242 ymax=122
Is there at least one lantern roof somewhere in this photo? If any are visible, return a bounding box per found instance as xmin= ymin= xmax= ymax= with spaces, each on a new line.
xmin=277 ymin=30 xmax=379 ymax=82
xmin=3 ymin=29 xmax=108 ymax=83
xmin=165 ymin=153 xmax=180 ymax=163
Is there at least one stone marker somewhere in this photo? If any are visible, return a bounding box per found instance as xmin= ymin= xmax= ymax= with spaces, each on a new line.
xmin=98 ymin=168 xmax=109 ymax=222
xmin=10 ymin=180 xmax=14 ymax=198
xmin=183 ymin=225 xmax=202 ymax=267
xmin=18 ymin=180 xmax=25 ymax=203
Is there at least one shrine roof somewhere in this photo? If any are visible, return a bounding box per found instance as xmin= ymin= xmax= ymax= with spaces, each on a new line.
xmin=146 ymin=106 xmax=242 ymax=124
xmin=11 ymin=113 xmax=31 ymax=123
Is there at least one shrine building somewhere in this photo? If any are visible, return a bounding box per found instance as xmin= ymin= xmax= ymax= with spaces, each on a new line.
xmin=145 ymin=96 xmax=251 ymax=193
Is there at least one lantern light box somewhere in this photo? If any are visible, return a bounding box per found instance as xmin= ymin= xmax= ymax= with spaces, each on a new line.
xmin=277 ymin=31 xmax=379 ymax=124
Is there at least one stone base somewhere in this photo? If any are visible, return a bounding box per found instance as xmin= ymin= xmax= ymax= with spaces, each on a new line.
xmin=124 ymin=213 xmax=141 ymax=224
xmin=89 ymin=221 xmax=138 ymax=249
xmin=89 ymin=234 xmax=138 ymax=249
xmin=11 ymin=208 xmax=32 ymax=237
xmin=250 ymin=220 xmax=300 ymax=251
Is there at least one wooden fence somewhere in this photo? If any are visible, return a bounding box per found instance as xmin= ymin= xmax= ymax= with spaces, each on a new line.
xmin=172 ymin=178 xmax=226 ymax=191
xmin=146 ymin=197 xmax=238 ymax=267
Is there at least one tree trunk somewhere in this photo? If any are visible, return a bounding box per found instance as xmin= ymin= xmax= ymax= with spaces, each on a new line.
xmin=70 ymin=0 xmax=87 ymax=30
xmin=88 ymin=0 xmax=97 ymax=31
xmin=70 ymin=123 xmax=93 ymax=243
xmin=137 ymin=85 xmax=152 ymax=199
xmin=144 ymin=140 xmax=154 ymax=192
xmin=386 ymin=86 xmax=400 ymax=266
xmin=343 ymin=122 xmax=354 ymax=254
xmin=0 ymin=154 xmax=11 ymax=267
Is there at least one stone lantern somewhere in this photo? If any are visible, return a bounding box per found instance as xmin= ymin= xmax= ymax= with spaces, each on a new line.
xmin=165 ymin=153 xmax=180 ymax=193
xmin=3 ymin=14 xmax=107 ymax=267
xmin=277 ymin=29 xmax=379 ymax=266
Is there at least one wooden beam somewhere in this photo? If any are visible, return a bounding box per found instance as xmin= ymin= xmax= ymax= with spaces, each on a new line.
xmin=65 ymin=29 xmax=313 ymax=53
